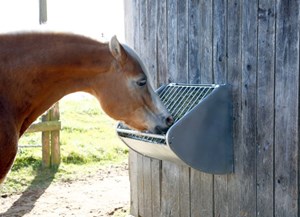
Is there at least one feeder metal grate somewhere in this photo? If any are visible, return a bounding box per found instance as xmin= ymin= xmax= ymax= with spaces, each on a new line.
xmin=117 ymin=83 xmax=233 ymax=174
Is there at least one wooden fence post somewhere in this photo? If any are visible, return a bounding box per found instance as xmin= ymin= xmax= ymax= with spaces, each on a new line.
xmin=39 ymin=0 xmax=47 ymax=24
xmin=50 ymin=103 xmax=60 ymax=167
xmin=24 ymin=102 xmax=61 ymax=168
xmin=42 ymin=112 xmax=50 ymax=168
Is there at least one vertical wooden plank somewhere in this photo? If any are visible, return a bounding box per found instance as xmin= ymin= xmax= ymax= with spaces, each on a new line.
xmin=226 ymin=0 xmax=243 ymax=217
xmin=159 ymin=0 xmax=180 ymax=216
xmin=137 ymin=1 xmax=146 ymax=216
xmin=146 ymin=0 xmax=158 ymax=85
xmin=256 ymin=1 xmax=275 ymax=217
xmin=155 ymin=2 xmax=168 ymax=216
xmin=160 ymin=162 xmax=180 ymax=217
xmin=274 ymin=0 xmax=299 ymax=216
xmin=167 ymin=0 xmax=177 ymax=82
xmin=213 ymin=0 xmax=227 ymax=83
xmin=137 ymin=155 xmax=145 ymax=217
xmin=176 ymin=0 xmax=189 ymax=83
xmin=143 ymin=157 xmax=152 ymax=217
xmin=50 ymin=103 xmax=60 ymax=166
xmin=239 ymin=1 xmax=258 ymax=216
xmin=157 ymin=0 xmax=168 ymax=86
xmin=176 ymin=1 xmax=190 ymax=216
xmin=188 ymin=0 xmax=201 ymax=84
xmin=178 ymin=166 xmax=190 ymax=217
xmin=151 ymin=159 xmax=161 ymax=217
xmin=134 ymin=0 xmax=143 ymax=214
xmin=132 ymin=0 xmax=140 ymax=51
xmin=190 ymin=172 xmax=214 ymax=217
xmin=146 ymin=1 xmax=163 ymax=216
xmin=128 ymin=151 xmax=139 ymax=216
xmin=199 ymin=0 xmax=213 ymax=82
xmin=41 ymin=113 xmax=50 ymax=168
xmin=227 ymin=1 xmax=259 ymax=217
xmin=124 ymin=0 xmax=134 ymax=44
xmin=190 ymin=1 xmax=214 ymax=217
xmin=213 ymin=1 xmax=228 ymax=217
xmin=140 ymin=1 xmax=154 ymax=216
xmin=190 ymin=172 xmax=201 ymax=217
xmin=124 ymin=0 xmax=140 ymax=215
xmin=155 ymin=1 xmax=168 ymax=215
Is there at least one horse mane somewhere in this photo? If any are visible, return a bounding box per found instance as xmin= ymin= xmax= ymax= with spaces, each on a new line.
xmin=122 ymin=44 xmax=155 ymax=88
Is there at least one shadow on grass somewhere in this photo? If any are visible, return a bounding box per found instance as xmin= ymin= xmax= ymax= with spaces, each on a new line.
xmin=0 ymin=166 xmax=58 ymax=217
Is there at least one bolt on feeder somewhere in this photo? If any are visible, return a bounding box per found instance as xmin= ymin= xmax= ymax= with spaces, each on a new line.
xmin=116 ymin=83 xmax=233 ymax=174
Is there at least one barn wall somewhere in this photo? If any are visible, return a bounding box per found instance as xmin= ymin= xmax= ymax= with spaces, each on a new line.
xmin=124 ymin=0 xmax=300 ymax=216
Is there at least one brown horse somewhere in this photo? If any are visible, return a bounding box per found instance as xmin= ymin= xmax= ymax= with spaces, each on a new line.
xmin=0 ymin=33 xmax=173 ymax=183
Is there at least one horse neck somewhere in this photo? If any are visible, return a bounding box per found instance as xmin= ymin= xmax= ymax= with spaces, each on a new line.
xmin=1 ymin=34 xmax=114 ymax=135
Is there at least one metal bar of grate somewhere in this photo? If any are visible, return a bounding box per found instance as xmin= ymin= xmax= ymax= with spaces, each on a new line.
xmin=162 ymin=86 xmax=214 ymax=121
xmin=117 ymin=84 xmax=217 ymax=144
xmin=116 ymin=128 xmax=165 ymax=139
xmin=172 ymin=87 xmax=202 ymax=121
xmin=164 ymin=87 xmax=193 ymax=121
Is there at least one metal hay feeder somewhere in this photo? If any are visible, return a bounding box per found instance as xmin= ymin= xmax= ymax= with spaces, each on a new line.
xmin=116 ymin=83 xmax=233 ymax=174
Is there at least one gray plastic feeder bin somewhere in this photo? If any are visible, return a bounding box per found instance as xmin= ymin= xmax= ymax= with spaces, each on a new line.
xmin=116 ymin=83 xmax=233 ymax=174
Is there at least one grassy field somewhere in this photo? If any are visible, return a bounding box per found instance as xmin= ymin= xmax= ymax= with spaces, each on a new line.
xmin=0 ymin=93 xmax=128 ymax=194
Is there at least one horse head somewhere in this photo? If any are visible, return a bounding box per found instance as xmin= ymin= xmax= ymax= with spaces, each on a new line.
xmin=92 ymin=36 xmax=173 ymax=134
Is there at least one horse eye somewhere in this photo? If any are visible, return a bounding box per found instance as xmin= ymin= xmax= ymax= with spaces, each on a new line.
xmin=137 ymin=79 xmax=147 ymax=87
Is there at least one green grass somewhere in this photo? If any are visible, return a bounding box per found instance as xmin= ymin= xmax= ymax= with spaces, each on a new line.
xmin=0 ymin=93 xmax=128 ymax=195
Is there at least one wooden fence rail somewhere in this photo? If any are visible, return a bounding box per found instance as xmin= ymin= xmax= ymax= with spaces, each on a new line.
xmin=22 ymin=103 xmax=61 ymax=168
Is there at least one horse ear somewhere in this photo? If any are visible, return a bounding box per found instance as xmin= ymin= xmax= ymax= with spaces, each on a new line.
xmin=109 ymin=36 xmax=127 ymax=65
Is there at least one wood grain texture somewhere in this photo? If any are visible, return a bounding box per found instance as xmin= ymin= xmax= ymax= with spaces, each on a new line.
xmin=155 ymin=2 xmax=167 ymax=216
xmin=199 ymin=0 xmax=213 ymax=83
xmin=176 ymin=2 xmax=190 ymax=216
xmin=274 ymin=0 xmax=299 ymax=216
xmin=226 ymin=0 xmax=243 ymax=215
xmin=213 ymin=1 xmax=228 ymax=217
xmin=188 ymin=0 xmax=201 ymax=84
xmin=239 ymin=1 xmax=258 ymax=216
xmin=157 ymin=0 xmax=168 ymax=86
xmin=190 ymin=1 xmax=214 ymax=217
xmin=124 ymin=0 xmax=300 ymax=216
xmin=160 ymin=161 xmax=180 ymax=217
xmin=50 ymin=104 xmax=60 ymax=166
xmin=167 ymin=0 xmax=177 ymax=83
xmin=41 ymin=113 xmax=50 ymax=168
xmin=256 ymin=0 xmax=275 ymax=216
xmin=124 ymin=0 xmax=140 ymax=215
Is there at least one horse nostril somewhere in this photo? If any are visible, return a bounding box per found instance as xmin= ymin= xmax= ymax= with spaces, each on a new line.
xmin=165 ymin=116 xmax=174 ymax=127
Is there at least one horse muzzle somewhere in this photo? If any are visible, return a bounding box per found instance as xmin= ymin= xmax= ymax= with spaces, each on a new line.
xmin=152 ymin=114 xmax=174 ymax=134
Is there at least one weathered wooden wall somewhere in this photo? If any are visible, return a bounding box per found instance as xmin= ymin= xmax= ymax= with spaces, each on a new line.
xmin=124 ymin=0 xmax=300 ymax=216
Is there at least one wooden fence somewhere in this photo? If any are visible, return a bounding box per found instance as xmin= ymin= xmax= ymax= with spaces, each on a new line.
xmin=23 ymin=103 xmax=61 ymax=167
xmin=124 ymin=0 xmax=299 ymax=216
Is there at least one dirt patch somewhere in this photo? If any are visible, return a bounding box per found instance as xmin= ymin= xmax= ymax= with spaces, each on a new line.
xmin=0 ymin=164 xmax=130 ymax=217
